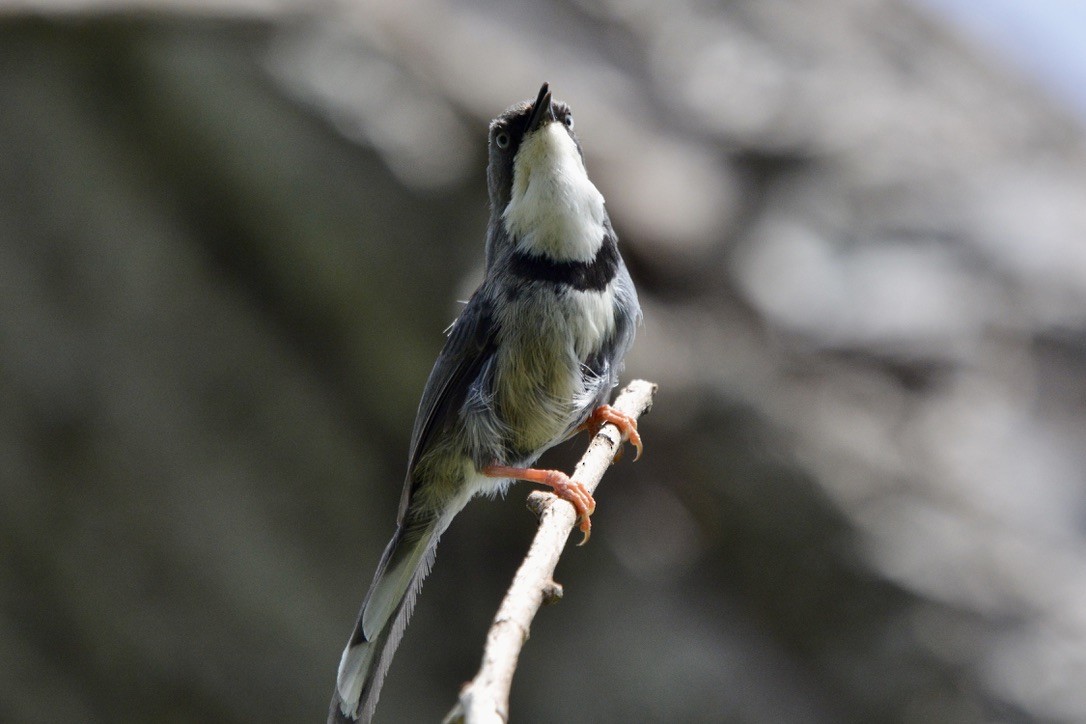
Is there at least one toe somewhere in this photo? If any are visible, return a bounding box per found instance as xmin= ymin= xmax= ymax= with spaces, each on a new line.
xmin=576 ymin=514 xmax=592 ymax=546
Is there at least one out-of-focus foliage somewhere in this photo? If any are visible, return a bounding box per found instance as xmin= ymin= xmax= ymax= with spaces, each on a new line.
xmin=4 ymin=1 xmax=1086 ymax=722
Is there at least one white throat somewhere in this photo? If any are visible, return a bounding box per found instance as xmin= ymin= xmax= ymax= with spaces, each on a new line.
xmin=502 ymin=123 xmax=607 ymax=263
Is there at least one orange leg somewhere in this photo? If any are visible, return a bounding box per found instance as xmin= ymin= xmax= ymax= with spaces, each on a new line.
xmin=579 ymin=404 xmax=643 ymax=462
xmin=483 ymin=464 xmax=596 ymax=545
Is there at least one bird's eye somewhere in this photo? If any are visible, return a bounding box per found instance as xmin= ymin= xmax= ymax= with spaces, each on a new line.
xmin=495 ymin=130 xmax=510 ymax=149
xmin=563 ymin=114 xmax=574 ymax=129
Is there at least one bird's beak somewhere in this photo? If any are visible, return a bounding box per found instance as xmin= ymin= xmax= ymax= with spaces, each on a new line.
xmin=526 ymin=82 xmax=554 ymax=133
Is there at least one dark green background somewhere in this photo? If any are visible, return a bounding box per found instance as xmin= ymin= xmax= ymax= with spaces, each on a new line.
xmin=4 ymin=3 xmax=1086 ymax=722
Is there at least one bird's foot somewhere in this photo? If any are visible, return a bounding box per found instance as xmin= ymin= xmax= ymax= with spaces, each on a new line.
xmin=581 ymin=404 xmax=643 ymax=462
xmin=483 ymin=464 xmax=596 ymax=545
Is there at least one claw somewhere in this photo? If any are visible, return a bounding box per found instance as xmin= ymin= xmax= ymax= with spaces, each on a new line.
xmin=483 ymin=464 xmax=596 ymax=545
xmin=581 ymin=404 xmax=643 ymax=462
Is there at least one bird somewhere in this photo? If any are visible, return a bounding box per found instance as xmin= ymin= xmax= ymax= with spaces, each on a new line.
xmin=329 ymin=82 xmax=642 ymax=724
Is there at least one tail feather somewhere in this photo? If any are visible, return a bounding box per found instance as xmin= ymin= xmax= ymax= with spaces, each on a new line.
xmin=330 ymin=520 xmax=440 ymax=723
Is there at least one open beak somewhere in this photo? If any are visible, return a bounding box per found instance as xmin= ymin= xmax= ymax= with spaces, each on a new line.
xmin=526 ymin=82 xmax=554 ymax=133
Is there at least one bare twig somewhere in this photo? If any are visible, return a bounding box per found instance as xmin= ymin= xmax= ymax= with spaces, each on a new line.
xmin=444 ymin=379 xmax=659 ymax=724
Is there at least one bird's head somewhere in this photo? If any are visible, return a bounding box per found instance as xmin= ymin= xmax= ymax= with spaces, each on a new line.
xmin=486 ymin=82 xmax=606 ymax=263
xmin=486 ymin=82 xmax=581 ymax=211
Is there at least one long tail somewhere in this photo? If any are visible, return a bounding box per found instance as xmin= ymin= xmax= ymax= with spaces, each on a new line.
xmin=329 ymin=517 xmax=440 ymax=723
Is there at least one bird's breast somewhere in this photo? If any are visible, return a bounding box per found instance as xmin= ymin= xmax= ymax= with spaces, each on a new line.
xmin=492 ymin=281 xmax=617 ymax=454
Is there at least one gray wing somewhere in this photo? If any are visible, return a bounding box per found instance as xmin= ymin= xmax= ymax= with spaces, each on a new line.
xmin=585 ymin=255 xmax=641 ymax=385
xmin=573 ymin=255 xmax=641 ymax=438
xmin=396 ymin=289 xmax=498 ymax=521
xmin=608 ymin=257 xmax=642 ymax=371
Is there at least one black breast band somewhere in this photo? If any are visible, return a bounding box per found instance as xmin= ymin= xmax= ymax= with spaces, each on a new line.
xmin=508 ymin=234 xmax=619 ymax=292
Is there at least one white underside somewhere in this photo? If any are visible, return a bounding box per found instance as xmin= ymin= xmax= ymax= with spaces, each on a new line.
xmin=502 ymin=122 xmax=606 ymax=263
xmin=568 ymin=284 xmax=617 ymax=361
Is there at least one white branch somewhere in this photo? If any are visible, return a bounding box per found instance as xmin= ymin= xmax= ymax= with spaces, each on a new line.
xmin=444 ymin=379 xmax=659 ymax=724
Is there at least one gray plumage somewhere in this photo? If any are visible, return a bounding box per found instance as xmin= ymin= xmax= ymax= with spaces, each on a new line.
xmin=329 ymin=83 xmax=641 ymax=723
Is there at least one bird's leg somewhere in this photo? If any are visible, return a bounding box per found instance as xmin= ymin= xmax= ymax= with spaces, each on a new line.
xmin=579 ymin=404 xmax=643 ymax=462
xmin=482 ymin=464 xmax=596 ymax=545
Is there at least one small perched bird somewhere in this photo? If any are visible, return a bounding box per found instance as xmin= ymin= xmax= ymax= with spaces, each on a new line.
xmin=330 ymin=82 xmax=642 ymax=723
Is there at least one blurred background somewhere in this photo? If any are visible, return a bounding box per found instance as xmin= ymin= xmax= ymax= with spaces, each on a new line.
xmin=5 ymin=0 xmax=1086 ymax=722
